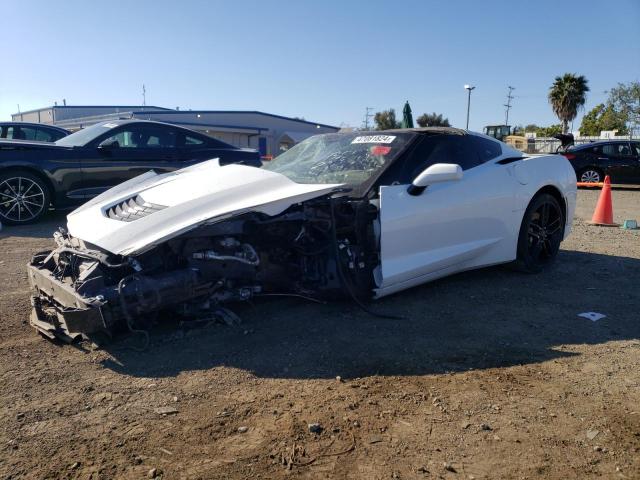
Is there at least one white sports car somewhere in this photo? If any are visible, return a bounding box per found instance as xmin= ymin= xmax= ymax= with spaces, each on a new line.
xmin=28 ymin=128 xmax=576 ymax=342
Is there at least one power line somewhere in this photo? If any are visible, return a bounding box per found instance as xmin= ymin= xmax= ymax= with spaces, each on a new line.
xmin=362 ymin=107 xmax=374 ymax=130
xmin=504 ymin=86 xmax=515 ymax=125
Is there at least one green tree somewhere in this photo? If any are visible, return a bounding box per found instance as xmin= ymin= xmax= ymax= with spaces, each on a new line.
xmin=579 ymin=103 xmax=628 ymax=136
xmin=548 ymin=73 xmax=590 ymax=133
xmin=374 ymin=109 xmax=401 ymax=130
xmin=607 ymin=81 xmax=640 ymax=132
xmin=536 ymin=124 xmax=563 ymax=137
xmin=524 ymin=124 xmax=540 ymax=132
xmin=416 ymin=112 xmax=451 ymax=127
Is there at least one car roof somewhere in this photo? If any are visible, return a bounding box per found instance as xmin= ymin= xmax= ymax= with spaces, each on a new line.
xmin=0 ymin=121 xmax=69 ymax=132
xmin=361 ymin=126 xmax=467 ymax=136
xmin=94 ymin=119 xmax=208 ymax=133
xmin=87 ymin=119 xmax=240 ymax=149
xmin=570 ymin=139 xmax=632 ymax=150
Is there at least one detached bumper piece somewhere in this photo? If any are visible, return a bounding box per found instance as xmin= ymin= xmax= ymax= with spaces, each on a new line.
xmin=28 ymin=251 xmax=109 ymax=342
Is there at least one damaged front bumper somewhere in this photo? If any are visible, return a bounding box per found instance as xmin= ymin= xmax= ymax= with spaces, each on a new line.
xmin=27 ymin=244 xmax=209 ymax=343
xmin=28 ymin=251 xmax=110 ymax=342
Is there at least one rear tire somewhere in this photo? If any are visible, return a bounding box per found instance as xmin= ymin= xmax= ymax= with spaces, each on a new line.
xmin=0 ymin=170 xmax=50 ymax=225
xmin=577 ymin=168 xmax=602 ymax=183
xmin=513 ymin=193 xmax=564 ymax=273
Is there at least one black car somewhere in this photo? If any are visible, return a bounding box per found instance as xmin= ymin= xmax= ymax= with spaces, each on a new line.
xmin=0 ymin=120 xmax=260 ymax=224
xmin=563 ymin=140 xmax=640 ymax=184
xmin=0 ymin=122 xmax=70 ymax=142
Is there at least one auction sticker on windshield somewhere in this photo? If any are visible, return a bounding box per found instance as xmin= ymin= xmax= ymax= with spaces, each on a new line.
xmin=351 ymin=135 xmax=396 ymax=144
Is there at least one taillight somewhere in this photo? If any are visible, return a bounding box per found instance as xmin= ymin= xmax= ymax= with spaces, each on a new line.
xmin=563 ymin=153 xmax=576 ymax=160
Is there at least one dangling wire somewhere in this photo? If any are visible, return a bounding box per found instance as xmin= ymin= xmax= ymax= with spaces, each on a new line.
xmin=329 ymin=199 xmax=404 ymax=320
xmin=117 ymin=276 xmax=150 ymax=351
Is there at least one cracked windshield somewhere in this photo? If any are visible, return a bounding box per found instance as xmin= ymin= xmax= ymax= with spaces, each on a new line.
xmin=263 ymin=132 xmax=414 ymax=185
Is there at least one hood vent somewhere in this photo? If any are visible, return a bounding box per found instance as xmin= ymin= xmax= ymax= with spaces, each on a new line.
xmin=105 ymin=195 xmax=166 ymax=222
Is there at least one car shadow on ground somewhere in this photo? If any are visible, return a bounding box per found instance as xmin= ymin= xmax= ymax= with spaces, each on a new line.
xmin=0 ymin=210 xmax=67 ymax=239
xmin=98 ymin=248 xmax=639 ymax=380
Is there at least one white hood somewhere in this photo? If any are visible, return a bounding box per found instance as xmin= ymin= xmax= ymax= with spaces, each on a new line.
xmin=67 ymin=160 xmax=342 ymax=255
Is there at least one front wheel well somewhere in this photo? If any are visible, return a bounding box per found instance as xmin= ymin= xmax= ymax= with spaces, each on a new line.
xmin=531 ymin=185 xmax=567 ymax=227
xmin=0 ymin=167 xmax=55 ymax=206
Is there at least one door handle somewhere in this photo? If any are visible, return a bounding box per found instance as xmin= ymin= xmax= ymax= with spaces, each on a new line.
xmin=597 ymin=157 xmax=608 ymax=161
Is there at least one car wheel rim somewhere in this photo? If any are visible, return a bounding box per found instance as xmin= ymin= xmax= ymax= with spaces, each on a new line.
xmin=0 ymin=177 xmax=46 ymax=222
xmin=580 ymin=170 xmax=600 ymax=183
xmin=527 ymin=201 xmax=562 ymax=264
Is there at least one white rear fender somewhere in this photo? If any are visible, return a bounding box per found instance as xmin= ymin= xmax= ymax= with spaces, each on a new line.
xmin=512 ymin=154 xmax=577 ymax=239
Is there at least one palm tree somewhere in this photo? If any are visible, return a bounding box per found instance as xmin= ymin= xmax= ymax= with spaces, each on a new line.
xmin=548 ymin=74 xmax=590 ymax=133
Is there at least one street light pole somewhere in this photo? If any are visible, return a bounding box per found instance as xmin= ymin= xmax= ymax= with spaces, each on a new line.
xmin=464 ymin=84 xmax=475 ymax=130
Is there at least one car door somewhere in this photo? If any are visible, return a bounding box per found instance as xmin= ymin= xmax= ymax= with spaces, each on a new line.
xmin=596 ymin=143 xmax=637 ymax=183
xmin=377 ymin=135 xmax=520 ymax=295
xmin=80 ymin=124 xmax=181 ymax=197
xmin=631 ymin=143 xmax=640 ymax=183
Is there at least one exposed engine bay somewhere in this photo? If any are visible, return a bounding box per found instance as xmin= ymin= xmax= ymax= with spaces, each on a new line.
xmin=28 ymin=196 xmax=379 ymax=342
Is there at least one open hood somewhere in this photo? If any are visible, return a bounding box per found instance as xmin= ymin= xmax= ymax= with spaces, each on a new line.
xmin=67 ymin=159 xmax=342 ymax=255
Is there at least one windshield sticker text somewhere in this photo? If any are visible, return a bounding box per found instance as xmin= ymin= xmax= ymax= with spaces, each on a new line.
xmin=351 ymin=135 xmax=396 ymax=144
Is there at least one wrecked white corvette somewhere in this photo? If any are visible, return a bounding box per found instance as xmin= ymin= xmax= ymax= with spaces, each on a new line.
xmin=28 ymin=128 xmax=576 ymax=342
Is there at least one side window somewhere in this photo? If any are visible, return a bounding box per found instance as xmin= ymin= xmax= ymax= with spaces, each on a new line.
xmin=50 ymin=130 xmax=67 ymax=141
xmin=632 ymin=143 xmax=640 ymax=156
xmin=393 ymin=135 xmax=480 ymax=184
xmin=145 ymin=128 xmax=177 ymax=148
xmin=101 ymin=130 xmax=135 ymax=148
xmin=601 ymin=144 xmax=615 ymax=156
xmin=101 ymin=127 xmax=177 ymax=148
xmin=35 ymin=129 xmax=54 ymax=142
xmin=5 ymin=126 xmax=16 ymax=139
xmin=617 ymin=143 xmax=631 ymax=156
xmin=19 ymin=127 xmax=44 ymax=141
xmin=185 ymin=135 xmax=205 ymax=146
xmin=468 ymin=135 xmax=502 ymax=163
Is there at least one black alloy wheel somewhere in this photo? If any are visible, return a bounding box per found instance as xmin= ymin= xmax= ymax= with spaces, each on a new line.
xmin=514 ymin=193 xmax=564 ymax=273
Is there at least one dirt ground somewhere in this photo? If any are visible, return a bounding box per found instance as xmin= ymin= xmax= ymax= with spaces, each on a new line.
xmin=1 ymin=189 xmax=639 ymax=480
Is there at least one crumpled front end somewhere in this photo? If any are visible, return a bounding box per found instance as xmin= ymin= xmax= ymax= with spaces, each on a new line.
xmin=28 ymin=194 xmax=379 ymax=344
xmin=28 ymin=256 xmax=109 ymax=342
xmin=27 ymin=232 xmax=214 ymax=342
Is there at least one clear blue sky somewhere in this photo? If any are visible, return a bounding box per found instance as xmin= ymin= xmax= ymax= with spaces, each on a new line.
xmin=1 ymin=0 xmax=639 ymax=131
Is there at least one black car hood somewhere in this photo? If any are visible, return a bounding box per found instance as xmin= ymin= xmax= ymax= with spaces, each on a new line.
xmin=0 ymin=139 xmax=71 ymax=150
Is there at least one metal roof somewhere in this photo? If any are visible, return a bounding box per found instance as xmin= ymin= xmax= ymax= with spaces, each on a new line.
xmin=0 ymin=121 xmax=70 ymax=132
xmin=12 ymin=105 xmax=171 ymax=116
xmin=129 ymin=110 xmax=339 ymax=130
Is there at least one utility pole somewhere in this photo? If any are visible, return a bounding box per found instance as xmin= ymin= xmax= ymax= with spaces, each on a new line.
xmin=142 ymin=84 xmax=146 ymax=107
xmin=504 ymin=86 xmax=515 ymax=126
xmin=363 ymin=107 xmax=374 ymax=130
xmin=464 ymin=85 xmax=475 ymax=130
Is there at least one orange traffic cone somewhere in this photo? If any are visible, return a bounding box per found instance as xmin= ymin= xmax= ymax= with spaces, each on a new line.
xmin=589 ymin=175 xmax=618 ymax=226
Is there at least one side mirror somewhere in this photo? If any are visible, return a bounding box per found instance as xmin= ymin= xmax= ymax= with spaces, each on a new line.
xmin=407 ymin=163 xmax=463 ymax=196
xmin=98 ymin=139 xmax=119 ymax=150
